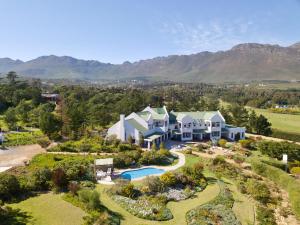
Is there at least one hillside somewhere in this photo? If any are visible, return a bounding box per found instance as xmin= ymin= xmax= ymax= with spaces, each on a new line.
xmin=1 ymin=42 xmax=300 ymax=83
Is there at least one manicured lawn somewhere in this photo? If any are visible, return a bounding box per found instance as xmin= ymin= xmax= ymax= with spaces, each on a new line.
xmin=97 ymin=182 xmax=220 ymax=225
xmin=9 ymin=192 xmax=86 ymax=225
xmin=248 ymin=107 xmax=300 ymax=135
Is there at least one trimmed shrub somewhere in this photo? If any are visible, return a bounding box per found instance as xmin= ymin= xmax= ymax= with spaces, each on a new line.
xmin=218 ymin=139 xmax=227 ymax=148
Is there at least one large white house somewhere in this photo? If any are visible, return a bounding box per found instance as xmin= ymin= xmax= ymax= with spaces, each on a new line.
xmin=107 ymin=106 xmax=245 ymax=149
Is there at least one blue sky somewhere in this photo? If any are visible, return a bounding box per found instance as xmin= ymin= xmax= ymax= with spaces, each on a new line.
xmin=0 ymin=0 xmax=300 ymax=63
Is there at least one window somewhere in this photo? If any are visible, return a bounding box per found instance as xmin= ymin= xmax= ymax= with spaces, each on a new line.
xmin=216 ymin=122 xmax=220 ymax=127
xmin=231 ymin=133 xmax=234 ymax=139
xmin=165 ymin=121 xmax=168 ymax=126
xmin=184 ymin=124 xmax=187 ymax=128
xmin=212 ymin=131 xmax=220 ymax=137
xmin=175 ymin=125 xmax=178 ymax=129
xmin=179 ymin=123 xmax=181 ymax=128
xmin=155 ymin=121 xmax=159 ymax=127
xmin=183 ymin=132 xmax=191 ymax=138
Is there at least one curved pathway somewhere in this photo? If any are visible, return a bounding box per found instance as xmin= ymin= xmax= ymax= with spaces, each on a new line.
xmin=97 ymin=182 xmax=220 ymax=225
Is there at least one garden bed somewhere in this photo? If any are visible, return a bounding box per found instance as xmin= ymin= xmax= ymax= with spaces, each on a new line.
xmin=186 ymin=182 xmax=240 ymax=225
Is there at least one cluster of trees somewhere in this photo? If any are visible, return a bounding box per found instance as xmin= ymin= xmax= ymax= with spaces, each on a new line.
xmin=1 ymin=72 xmax=274 ymax=141
xmin=220 ymin=86 xmax=300 ymax=108
xmin=220 ymin=104 xmax=272 ymax=135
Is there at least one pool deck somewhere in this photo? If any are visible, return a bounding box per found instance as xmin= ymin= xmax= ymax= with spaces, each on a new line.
xmin=98 ymin=149 xmax=186 ymax=184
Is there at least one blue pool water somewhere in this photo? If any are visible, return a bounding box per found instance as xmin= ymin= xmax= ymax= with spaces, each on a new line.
xmin=120 ymin=167 xmax=165 ymax=180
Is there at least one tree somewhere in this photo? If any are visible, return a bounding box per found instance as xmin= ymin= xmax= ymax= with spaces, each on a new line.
xmin=6 ymin=71 xmax=18 ymax=86
xmin=4 ymin=108 xmax=18 ymax=130
xmin=16 ymin=100 xmax=32 ymax=123
xmin=39 ymin=112 xmax=62 ymax=139
xmin=228 ymin=104 xmax=249 ymax=127
xmin=247 ymin=110 xmax=257 ymax=133
xmin=255 ymin=115 xmax=272 ymax=136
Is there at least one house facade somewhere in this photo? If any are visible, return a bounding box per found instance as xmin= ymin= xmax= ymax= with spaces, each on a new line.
xmin=107 ymin=106 xmax=245 ymax=149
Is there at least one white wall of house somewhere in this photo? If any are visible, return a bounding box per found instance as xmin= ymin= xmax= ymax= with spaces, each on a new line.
xmin=225 ymin=127 xmax=246 ymax=141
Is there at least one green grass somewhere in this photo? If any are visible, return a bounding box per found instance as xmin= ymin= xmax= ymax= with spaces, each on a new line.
xmin=249 ymin=107 xmax=300 ymax=135
xmin=9 ymin=192 xmax=86 ymax=225
xmin=97 ymin=182 xmax=220 ymax=225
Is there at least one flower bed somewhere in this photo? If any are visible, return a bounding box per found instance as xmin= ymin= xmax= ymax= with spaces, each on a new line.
xmin=111 ymin=195 xmax=173 ymax=221
xmin=186 ymin=182 xmax=241 ymax=225
xmin=161 ymin=187 xmax=195 ymax=201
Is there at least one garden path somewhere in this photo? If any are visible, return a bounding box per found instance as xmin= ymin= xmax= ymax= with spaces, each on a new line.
xmin=97 ymin=182 xmax=220 ymax=225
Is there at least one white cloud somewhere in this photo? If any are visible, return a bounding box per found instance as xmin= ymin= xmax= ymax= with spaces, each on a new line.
xmin=160 ymin=19 xmax=255 ymax=53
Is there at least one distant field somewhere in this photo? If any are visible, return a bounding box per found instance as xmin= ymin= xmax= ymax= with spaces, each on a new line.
xmin=250 ymin=108 xmax=300 ymax=135
xmin=10 ymin=192 xmax=86 ymax=225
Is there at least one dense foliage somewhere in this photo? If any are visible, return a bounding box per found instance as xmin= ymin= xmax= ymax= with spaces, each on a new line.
xmin=186 ymin=182 xmax=240 ymax=225
xmin=257 ymin=141 xmax=300 ymax=161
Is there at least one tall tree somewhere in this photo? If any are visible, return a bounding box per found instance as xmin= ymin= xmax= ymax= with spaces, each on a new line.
xmin=255 ymin=115 xmax=272 ymax=136
xmin=6 ymin=71 xmax=18 ymax=86
xmin=39 ymin=112 xmax=62 ymax=139
xmin=248 ymin=110 xmax=257 ymax=133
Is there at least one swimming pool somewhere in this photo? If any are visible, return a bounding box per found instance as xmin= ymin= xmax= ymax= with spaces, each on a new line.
xmin=120 ymin=167 xmax=165 ymax=180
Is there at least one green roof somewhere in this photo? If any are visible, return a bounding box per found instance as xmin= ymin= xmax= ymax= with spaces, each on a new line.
xmin=152 ymin=107 xmax=165 ymax=114
xmin=171 ymin=111 xmax=219 ymax=121
xmin=137 ymin=111 xmax=151 ymax=121
xmin=151 ymin=107 xmax=167 ymax=120
xmin=126 ymin=119 xmax=148 ymax=133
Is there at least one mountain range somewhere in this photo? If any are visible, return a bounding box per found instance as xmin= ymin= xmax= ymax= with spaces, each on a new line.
xmin=1 ymin=42 xmax=300 ymax=83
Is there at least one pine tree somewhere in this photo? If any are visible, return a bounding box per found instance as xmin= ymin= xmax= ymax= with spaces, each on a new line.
xmin=255 ymin=115 xmax=272 ymax=136
xmin=248 ymin=110 xmax=257 ymax=133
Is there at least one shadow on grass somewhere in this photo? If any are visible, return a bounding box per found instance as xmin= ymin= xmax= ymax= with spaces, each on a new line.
xmin=0 ymin=206 xmax=32 ymax=225
xmin=100 ymin=205 xmax=124 ymax=223
xmin=206 ymin=176 xmax=218 ymax=184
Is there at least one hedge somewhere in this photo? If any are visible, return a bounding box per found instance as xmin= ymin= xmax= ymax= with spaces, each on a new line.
xmin=250 ymin=160 xmax=300 ymax=219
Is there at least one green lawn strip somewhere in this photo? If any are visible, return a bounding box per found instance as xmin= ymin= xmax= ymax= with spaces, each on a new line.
xmin=97 ymin=183 xmax=220 ymax=225
xmin=248 ymin=107 xmax=300 ymax=135
xmin=9 ymin=192 xmax=86 ymax=225
xmin=226 ymin=180 xmax=256 ymax=225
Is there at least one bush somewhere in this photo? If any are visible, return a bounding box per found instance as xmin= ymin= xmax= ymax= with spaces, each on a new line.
xmin=245 ymin=179 xmax=271 ymax=204
xmin=31 ymin=167 xmax=52 ymax=191
xmin=0 ymin=174 xmax=21 ymax=202
xmin=109 ymin=179 xmax=136 ymax=198
xmin=238 ymin=139 xmax=253 ymax=149
xmin=160 ymin=172 xmax=177 ymax=187
xmin=256 ymin=206 xmax=276 ymax=225
xmin=251 ymin=160 xmax=300 ymax=219
xmin=143 ymin=176 xmax=165 ymax=194
xmin=291 ymin=167 xmax=300 ymax=176
xmin=36 ymin=136 xmax=51 ymax=148
xmin=218 ymin=139 xmax=227 ymax=148
xmin=78 ymin=189 xmax=101 ymax=211
xmin=257 ymin=141 xmax=300 ymax=161
xmin=233 ymin=154 xmax=245 ymax=164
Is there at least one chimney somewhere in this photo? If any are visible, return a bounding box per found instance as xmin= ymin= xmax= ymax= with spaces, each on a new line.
xmin=119 ymin=114 xmax=125 ymax=141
